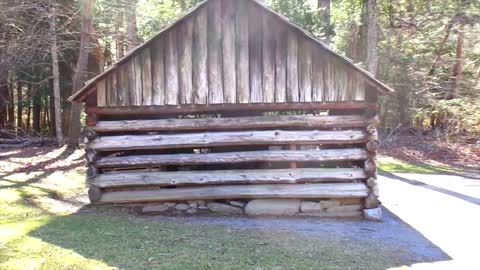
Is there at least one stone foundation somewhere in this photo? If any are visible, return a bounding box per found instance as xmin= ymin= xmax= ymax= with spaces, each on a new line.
xmin=141 ymin=198 xmax=366 ymax=218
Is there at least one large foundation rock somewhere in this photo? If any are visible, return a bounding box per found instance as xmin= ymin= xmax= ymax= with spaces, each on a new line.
xmin=245 ymin=199 xmax=300 ymax=216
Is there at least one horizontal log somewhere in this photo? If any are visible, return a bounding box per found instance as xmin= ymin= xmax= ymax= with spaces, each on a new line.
xmin=95 ymin=148 xmax=368 ymax=168
xmin=92 ymin=168 xmax=367 ymax=188
xmin=86 ymin=101 xmax=377 ymax=115
xmin=92 ymin=115 xmax=372 ymax=133
xmin=89 ymin=130 xmax=368 ymax=151
xmin=98 ymin=183 xmax=369 ymax=203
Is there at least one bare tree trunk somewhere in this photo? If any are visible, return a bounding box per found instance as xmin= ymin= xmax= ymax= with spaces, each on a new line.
xmin=115 ymin=8 xmax=125 ymax=59
xmin=0 ymin=81 xmax=8 ymax=128
xmin=68 ymin=0 xmax=96 ymax=146
xmin=26 ymin=85 xmax=31 ymax=131
xmin=318 ymin=0 xmax=332 ymax=45
xmin=447 ymin=24 xmax=465 ymax=99
xmin=32 ymin=86 xmax=41 ymax=133
xmin=365 ymin=0 xmax=378 ymax=76
xmin=125 ymin=0 xmax=140 ymax=51
xmin=16 ymin=83 xmax=22 ymax=129
xmin=7 ymin=80 xmax=14 ymax=127
xmin=427 ymin=18 xmax=454 ymax=76
xmin=346 ymin=23 xmax=359 ymax=60
xmin=49 ymin=3 xmax=64 ymax=144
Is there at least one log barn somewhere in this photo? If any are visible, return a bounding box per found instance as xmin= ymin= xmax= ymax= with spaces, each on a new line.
xmin=69 ymin=0 xmax=394 ymax=219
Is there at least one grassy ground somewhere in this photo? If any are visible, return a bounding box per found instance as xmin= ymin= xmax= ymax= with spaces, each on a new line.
xmin=0 ymin=147 xmax=430 ymax=270
xmin=377 ymin=156 xmax=456 ymax=174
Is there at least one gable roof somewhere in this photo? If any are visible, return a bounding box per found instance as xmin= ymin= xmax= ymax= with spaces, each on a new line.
xmin=69 ymin=0 xmax=394 ymax=103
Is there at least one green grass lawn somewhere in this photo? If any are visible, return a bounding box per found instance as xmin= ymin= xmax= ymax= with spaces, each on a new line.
xmin=377 ymin=156 xmax=457 ymax=174
xmin=1 ymin=161 xmax=421 ymax=270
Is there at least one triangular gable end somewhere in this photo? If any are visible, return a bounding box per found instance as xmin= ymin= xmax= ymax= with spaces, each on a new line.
xmin=69 ymin=0 xmax=394 ymax=105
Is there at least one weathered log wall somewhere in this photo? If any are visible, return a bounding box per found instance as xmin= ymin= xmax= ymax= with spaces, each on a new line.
xmin=83 ymin=106 xmax=381 ymax=219
xmin=93 ymin=0 xmax=366 ymax=107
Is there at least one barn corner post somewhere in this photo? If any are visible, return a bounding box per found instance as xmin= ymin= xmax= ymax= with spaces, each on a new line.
xmin=363 ymin=84 xmax=382 ymax=221
xmin=84 ymin=110 xmax=102 ymax=203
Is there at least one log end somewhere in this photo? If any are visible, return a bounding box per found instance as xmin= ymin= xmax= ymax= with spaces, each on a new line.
xmin=88 ymin=186 xmax=103 ymax=202
xmin=86 ymin=165 xmax=99 ymax=179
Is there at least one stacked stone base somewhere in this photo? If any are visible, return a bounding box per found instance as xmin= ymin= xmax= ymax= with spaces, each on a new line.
xmin=141 ymin=198 xmax=381 ymax=219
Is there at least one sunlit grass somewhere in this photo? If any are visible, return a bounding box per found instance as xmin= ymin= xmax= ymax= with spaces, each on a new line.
xmin=378 ymin=156 xmax=456 ymax=174
xmin=0 ymin=161 xmax=422 ymax=270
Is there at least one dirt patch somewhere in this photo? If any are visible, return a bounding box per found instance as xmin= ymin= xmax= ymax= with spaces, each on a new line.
xmin=380 ymin=135 xmax=480 ymax=169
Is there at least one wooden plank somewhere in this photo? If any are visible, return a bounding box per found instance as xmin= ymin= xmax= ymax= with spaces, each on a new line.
xmin=287 ymin=30 xmax=299 ymax=102
xmin=127 ymin=59 xmax=138 ymax=105
xmin=90 ymin=129 xmax=368 ymax=151
xmin=96 ymin=148 xmax=368 ymax=168
xmin=178 ymin=20 xmax=193 ymax=104
xmin=235 ymin=0 xmax=249 ymax=103
xmin=324 ymin=59 xmax=335 ymax=101
xmin=151 ymin=37 xmax=165 ymax=105
xmin=312 ymin=53 xmax=324 ymax=101
xmin=99 ymin=183 xmax=369 ymax=203
xmin=299 ymin=40 xmax=312 ymax=102
xmin=207 ymin=0 xmax=223 ymax=104
xmin=92 ymin=115 xmax=372 ymax=133
xmin=134 ymin=55 xmax=143 ymax=105
xmin=107 ymin=73 xmax=117 ymax=106
xmin=289 ymin=144 xmax=297 ymax=168
xmin=354 ymin=74 xmax=365 ymax=101
xmin=249 ymin=2 xmax=263 ymax=103
xmin=165 ymin=30 xmax=179 ymax=105
xmin=92 ymin=168 xmax=367 ymax=188
xmin=192 ymin=7 xmax=208 ymax=104
xmin=117 ymin=65 xmax=128 ymax=106
xmin=222 ymin=0 xmax=236 ymax=103
xmin=86 ymin=101 xmax=377 ymax=115
xmin=141 ymin=47 xmax=153 ymax=105
xmin=96 ymin=79 xmax=107 ymax=107
xmin=262 ymin=15 xmax=275 ymax=103
xmin=275 ymin=25 xmax=287 ymax=103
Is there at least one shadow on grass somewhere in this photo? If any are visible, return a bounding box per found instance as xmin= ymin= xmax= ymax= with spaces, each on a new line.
xmin=25 ymin=204 xmax=451 ymax=270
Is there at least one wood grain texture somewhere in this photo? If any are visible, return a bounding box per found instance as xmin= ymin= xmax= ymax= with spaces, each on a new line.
xmin=127 ymin=59 xmax=139 ymax=105
xmin=287 ymin=30 xmax=299 ymax=102
xmin=151 ymin=37 xmax=165 ymax=105
xmin=87 ymin=101 xmax=378 ymax=115
xmin=117 ymin=64 xmax=128 ymax=106
xmin=178 ymin=20 xmax=193 ymax=104
xmin=262 ymin=15 xmax=275 ymax=103
xmin=107 ymin=73 xmax=117 ymax=106
xmin=299 ymin=40 xmax=312 ymax=102
xmin=134 ymin=55 xmax=144 ymax=105
xmin=249 ymin=2 xmax=263 ymax=103
xmin=165 ymin=30 xmax=179 ymax=105
xmin=192 ymin=7 xmax=208 ymax=104
xmin=95 ymin=148 xmax=368 ymax=168
xmin=275 ymin=25 xmax=287 ymax=103
xmin=207 ymin=0 xmax=223 ymax=104
xmin=235 ymin=0 xmax=249 ymax=103
xmin=92 ymin=115 xmax=372 ymax=132
xmin=140 ymin=47 xmax=152 ymax=105
xmin=312 ymin=53 xmax=324 ymax=101
xmin=222 ymin=0 xmax=236 ymax=103
xmin=99 ymin=183 xmax=369 ymax=203
xmin=96 ymin=78 xmax=106 ymax=107
xmin=92 ymin=168 xmax=367 ymax=188
xmin=89 ymin=130 xmax=368 ymax=151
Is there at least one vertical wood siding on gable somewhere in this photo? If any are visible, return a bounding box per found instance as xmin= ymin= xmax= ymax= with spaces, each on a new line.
xmin=98 ymin=0 xmax=366 ymax=107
